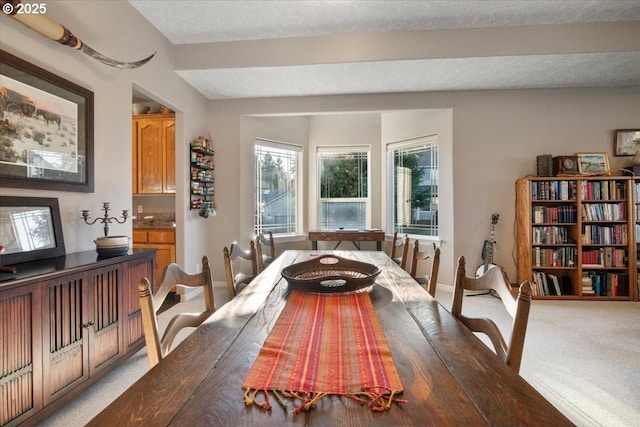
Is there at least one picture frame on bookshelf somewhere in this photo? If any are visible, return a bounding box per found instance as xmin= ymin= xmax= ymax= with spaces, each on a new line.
xmin=576 ymin=153 xmax=611 ymax=176
xmin=614 ymin=129 xmax=640 ymax=156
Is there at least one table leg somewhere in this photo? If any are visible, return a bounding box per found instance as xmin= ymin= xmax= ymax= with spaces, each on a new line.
xmin=312 ymin=240 xmax=318 ymax=250
xmin=376 ymin=241 xmax=382 ymax=251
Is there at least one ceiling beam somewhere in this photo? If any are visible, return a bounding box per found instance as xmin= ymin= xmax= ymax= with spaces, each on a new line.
xmin=172 ymin=21 xmax=640 ymax=70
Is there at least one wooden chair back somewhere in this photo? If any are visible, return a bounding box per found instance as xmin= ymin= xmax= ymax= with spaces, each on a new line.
xmin=255 ymin=231 xmax=276 ymax=272
xmin=451 ymin=256 xmax=533 ymax=373
xmin=138 ymin=255 xmax=215 ymax=368
xmin=390 ymin=231 xmax=410 ymax=269
xmin=409 ymin=241 xmax=440 ymax=297
xmin=223 ymin=240 xmax=258 ymax=300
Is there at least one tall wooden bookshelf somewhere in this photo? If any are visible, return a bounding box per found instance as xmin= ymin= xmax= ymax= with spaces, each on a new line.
xmin=516 ymin=176 xmax=638 ymax=301
xmin=633 ymin=177 xmax=640 ymax=301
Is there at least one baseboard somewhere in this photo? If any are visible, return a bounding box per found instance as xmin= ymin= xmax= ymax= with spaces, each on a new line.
xmin=178 ymin=287 xmax=203 ymax=302
xmin=437 ymin=283 xmax=494 ymax=297
xmin=438 ymin=283 xmax=453 ymax=292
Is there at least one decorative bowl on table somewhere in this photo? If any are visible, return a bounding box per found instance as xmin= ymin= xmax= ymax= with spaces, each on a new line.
xmin=281 ymin=255 xmax=381 ymax=293
xmin=94 ymin=236 xmax=129 ymax=257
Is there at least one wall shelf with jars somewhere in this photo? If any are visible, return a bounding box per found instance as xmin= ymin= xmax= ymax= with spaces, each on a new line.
xmin=190 ymin=136 xmax=216 ymax=218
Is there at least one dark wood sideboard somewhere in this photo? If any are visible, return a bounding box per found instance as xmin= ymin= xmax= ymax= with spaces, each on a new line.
xmin=0 ymin=249 xmax=156 ymax=426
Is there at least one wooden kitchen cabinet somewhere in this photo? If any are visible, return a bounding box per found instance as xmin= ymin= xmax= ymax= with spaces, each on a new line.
xmin=133 ymin=229 xmax=175 ymax=281
xmin=0 ymin=250 xmax=155 ymax=426
xmin=132 ymin=120 xmax=137 ymax=194
xmin=132 ymin=114 xmax=175 ymax=194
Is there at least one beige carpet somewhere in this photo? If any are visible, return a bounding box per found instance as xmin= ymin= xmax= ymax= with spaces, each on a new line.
xmin=453 ymin=288 xmax=640 ymax=427
xmin=37 ymin=284 xmax=640 ymax=427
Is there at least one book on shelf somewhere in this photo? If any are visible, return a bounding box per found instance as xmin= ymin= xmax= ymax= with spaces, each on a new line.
xmin=532 ymin=205 xmax=577 ymax=224
xmin=532 ymin=247 xmax=577 ymax=267
xmin=581 ymin=180 xmax=626 ymax=201
xmin=582 ymin=224 xmax=628 ymax=246
xmin=532 ymin=272 xmax=572 ymax=296
xmin=580 ymin=202 xmax=626 ymax=222
xmin=532 ymin=226 xmax=570 ymax=244
xmin=581 ymin=247 xmax=627 ymax=267
xmin=581 ymin=273 xmax=596 ymax=296
xmin=549 ymin=277 xmax=558 ymax=296
xmin=531 ymin=180 xmax=577 ymax=201
xmin=580 ymin=271 xmax=630 ymax=297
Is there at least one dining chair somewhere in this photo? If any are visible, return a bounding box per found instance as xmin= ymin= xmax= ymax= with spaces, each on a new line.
xmin=390 ymin=231 xmax=410 ymax=269
xmin=409 ymin=241 xmax=440 ymax=297
xmin=223 ymin=240 xmax=258 ymax=300
xmin=138 ymin=255 xmax=215 ymax=368
xmin=255 ymin=231 xmax=276 ymax=272
xmin=451 ymin=256 xmax=533 ymax=374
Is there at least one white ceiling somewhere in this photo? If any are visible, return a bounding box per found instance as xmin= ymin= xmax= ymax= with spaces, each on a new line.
xmin=129 ymin=0 xmax=640 ymax=100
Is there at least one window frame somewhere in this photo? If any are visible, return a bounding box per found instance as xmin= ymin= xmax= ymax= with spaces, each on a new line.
xmin=254 ymin=138 xmax=303 ymax=237
xmin=386 ymin=135 xmax=439 ymax=238
xmin=316 ymin=145 xmax=371 ymax=230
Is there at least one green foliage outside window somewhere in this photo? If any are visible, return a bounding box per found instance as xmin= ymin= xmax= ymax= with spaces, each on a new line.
xmin=320 ymin=152 xmax=368 ymax=198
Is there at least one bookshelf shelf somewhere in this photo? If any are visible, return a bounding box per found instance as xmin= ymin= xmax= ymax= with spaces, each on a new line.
xmin=516 ymin=176 xmax=638 ymax=301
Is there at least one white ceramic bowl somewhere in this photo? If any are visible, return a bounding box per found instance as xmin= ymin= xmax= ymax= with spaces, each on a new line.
xmin=95 ymin=236 xmax=129 ymax=247
xmin=132 ymin=103 xmax=150 ymax=115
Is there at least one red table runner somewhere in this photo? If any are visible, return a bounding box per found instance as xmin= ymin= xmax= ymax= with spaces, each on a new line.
xmin=243 ymin=289 xmax=404 ymax=413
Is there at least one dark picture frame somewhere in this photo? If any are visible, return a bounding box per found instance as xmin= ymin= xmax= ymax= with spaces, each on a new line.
xmin=0 ymin=196 xmax=66 ymax=266
xmin=614 ymin=129 xmax=640 ymax=156
xmin=576 ymin=152 xmax=611 ymax=176
xmin=0 ymin=49 xmax=94 ymax=192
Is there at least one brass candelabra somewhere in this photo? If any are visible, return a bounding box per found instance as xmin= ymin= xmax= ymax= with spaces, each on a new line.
xmin=81 ymin=202 xmax=129 ymax=237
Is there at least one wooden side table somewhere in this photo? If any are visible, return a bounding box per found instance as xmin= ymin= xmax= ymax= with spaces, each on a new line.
xmin=308 ymin=230 xmax=385 ymax=250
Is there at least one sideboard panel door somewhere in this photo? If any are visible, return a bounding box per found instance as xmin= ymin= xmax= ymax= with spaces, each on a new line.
xmin=122 ymin=253 xmax=156 ymax=352
xmin=88 ymin=264 xmax=123 ymax=376
xmin=0 ymin=286 xmax=42 ymax=425
xmin=42 ymin=275 xmax=89 ymax=406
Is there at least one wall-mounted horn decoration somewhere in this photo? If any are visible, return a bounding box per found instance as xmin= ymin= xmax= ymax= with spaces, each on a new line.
xmin=1 ymin=0 xmax=155 ymax=69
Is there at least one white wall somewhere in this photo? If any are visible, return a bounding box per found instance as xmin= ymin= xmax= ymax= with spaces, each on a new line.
xmin=0 ymin=1 xmax=209 ymax=273
xmin=207 ymin=86 xmax=640 ymax=284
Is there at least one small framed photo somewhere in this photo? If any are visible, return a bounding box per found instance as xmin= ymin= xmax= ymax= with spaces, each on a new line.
xmin=576 ymin=153 xmax=611 ymax=175
xmin=614 ymin=129 xmax=640 ymax=156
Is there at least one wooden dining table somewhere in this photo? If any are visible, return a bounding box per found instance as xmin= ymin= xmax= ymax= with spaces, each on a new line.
xmin=88 ymin=250 xmax=573 ymax=426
